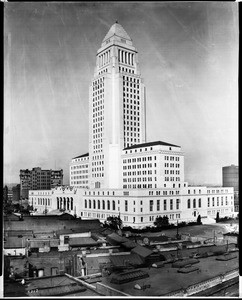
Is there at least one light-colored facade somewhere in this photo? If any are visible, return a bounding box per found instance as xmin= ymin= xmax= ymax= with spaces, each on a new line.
xmin=33 ymin=23 xmax=235 ymax=228
xmin=70 ymin=153 xmax=89 ymax=188
xmin=29 ymin=190 xmax=53 ymax=214
xmin=30 ymin=185 xmax=234 ymax=228
xmin=122 ymin=142 xmax=185 ymax=189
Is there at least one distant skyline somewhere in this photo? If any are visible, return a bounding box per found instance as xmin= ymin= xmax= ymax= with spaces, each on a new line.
xmin=4 ymin=2 xmax=238 ymax=186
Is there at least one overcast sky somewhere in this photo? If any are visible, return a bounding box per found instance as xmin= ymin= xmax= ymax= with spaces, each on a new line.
xmin=4 ymin=2 xmax=238 ymax=186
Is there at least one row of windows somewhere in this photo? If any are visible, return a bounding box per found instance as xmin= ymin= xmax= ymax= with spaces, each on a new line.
xmin=93 ymin=121 xmax=103 ymax=129
xmin=124 ymin=177 xmax=157 ymax=182
xmin=207 ymin=196 xmax=230 ymax=207
xmin=93 ymin=99 xmax=104 ymax=108
xmin=123 ymin=81 xmax=139 ymax=89
xmin=92 ymin=160 xmax=104 ymax=166
xmin=71 ymin=165 xmax=88 ymax=170
xmin=150 ymin=199 xmax=180 ymax=211
xmin=37 ymin=198 xmax=51 ymax=206
xmin=93 ymin=116 xmax=103 ymax=124
xmin=207 ymin=189 xmax=229 ymax=194
xmin=92 ymin=83 xmax=104 ymax=91
xmin=71 ymin=181 xmax=88 ymax=185
xmin=124 ymin=107 xmax=140 ymax=114
xmin=123 ymin=93 xmax=140 ymax=100
xmin=124 ymin=157 xmax=157 ymax=163
xmin=187 ymin=198 xmax=202 ymax=209
xmin=119 ymin=67 xmax=135 ymax=74
xmin=165 ymin=177 xmax=181 ymax=182
xmin=93 ymin=77 xmax=104 ymax=86
xmin=124 ymin=147 xmax=153 ymax=154
xmin=72 ymin=157 xmax=88 ymax=163
xmin=164 ymin=156 xmax=180 ymax=161
xmin=85 ymin=199 xmax=117 ymax=211
xmin=165 ymin=170 xmax=180 ymax=175
xmin=92 ymin=166 xmax=104 ymax=172
xmin=93 ymin=89 xmax=104 ymax=97
xmin=123 ymin=76 xmax=140 ymax=84
xmin=123 ymin=184 xmax=157 ymax=189
xmin=71 ymin=170 xmax=88 ymax=175
xmin=207 ymin=209 xmax=231 ymax=215
xmin=123 ymin=87 xmax=140 ymax=95
xmin=123 ymin=170 xmax=157 ymax=176
xmin=92 ymin=173 xmax=104 ymax=177
xmin=98 ymin=68 xmax=108 ymax=75
xmin=164 ymin=163 xmax=180 ymax=168
xmin=124 ymin=163 xmax=156 ymax=170
xmin=71 ymin=175 xmax=88 ymax=179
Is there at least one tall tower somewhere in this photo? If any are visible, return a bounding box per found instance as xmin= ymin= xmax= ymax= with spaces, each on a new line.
xmin=89 ymin=22 xmax=146 ymax=189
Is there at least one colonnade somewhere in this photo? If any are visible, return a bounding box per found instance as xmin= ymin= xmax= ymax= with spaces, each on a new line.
xmin=118 ymin=49 xmax=134 ymax=65
xmin=99 ymin=50 xmax=111 ymax=67
xmin=57 ymin=197 xmax=74 ymax=211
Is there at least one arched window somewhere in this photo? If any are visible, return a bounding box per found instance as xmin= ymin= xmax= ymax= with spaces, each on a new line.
xmin=98 ymin=200 xmax=100 ymax=209
xmin=71 ymin=198 xmax=73 ymax=210
xmin=67 ymin=197 xmax=70 ymax=210
xmin=107 ymin=200 xmax=110 ymax=210
xmin=102 ymin=200 xmax=105 ymax=210
xmin=93 ymin=200 xmax=96 ymax=209
xmin=63 ymin=198 xmax=66 ymax=210
xmin=89 ymin=200 xmax=91 ymax=209
xmin=112 ymin=200 xmax=115 ymax=211
xmin=60 ymin=197 xmax=63 ymax=209
xmin=85 ymin=199 xmax=87 ymax=208
xmin=57 ymin=197 xmax=59 ymax=209
xmin=187 ymin=199 xmax=190 ymax=209
xmin=193 ymin=199 xmax=196 ymax=208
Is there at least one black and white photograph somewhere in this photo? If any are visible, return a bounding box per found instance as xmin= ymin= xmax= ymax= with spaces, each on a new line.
xmin=3 ymin=1 xmax=239 ymax=297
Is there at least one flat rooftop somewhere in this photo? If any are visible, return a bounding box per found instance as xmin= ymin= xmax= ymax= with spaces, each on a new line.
xmin=100 ymin=253 xmax=239 ymax=296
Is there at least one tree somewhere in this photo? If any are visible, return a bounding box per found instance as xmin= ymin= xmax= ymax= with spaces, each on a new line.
xmin=105 ymin=215 xmax=123 ymax=230
xmin=154 ymin=216 xmax=169 ymax=228
xmin=196 ymin=214 xmax=202 ymax=225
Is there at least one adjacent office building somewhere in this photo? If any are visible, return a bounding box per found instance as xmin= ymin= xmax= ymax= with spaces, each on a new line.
xmin=31 ymin=23 xmax=234 ymax=227
xmin=21 ymin=168 xmax=63 ymax=199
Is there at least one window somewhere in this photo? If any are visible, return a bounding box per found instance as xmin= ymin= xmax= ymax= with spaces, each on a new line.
xmin=208 ymin=198 xmax=210 ymax=207
xmin=187 ymin=199 xmax=190 ymax=209
xmin=164 ymin=200 xmax=167 ymax=210
xmin=89 ymin=200 xmax=91 ymax=209
xmin=102 ymin=200 xmax=105 ymax=210
xmin=85 ymin=199 xmax=87 ymax=209
xmin=217 ymin=197 xmax=219 ymax=206
xmin=176 ymin=199 xmax=179 ymax=210
xmin=125 ymin=200 xmax=128 ymax=212
xmin=150 ymin=200 xmax=154 ymax=212
xmin=112 ymin=200 xmax=115 ymax=210
xmin=157 ymin=200 xmax=160 ymax=211
xmin=98 ymin=200 xmax=100 ymax=209
xmin=198 ymin=198 xmax=201 ymax=208
xmin=64 ymin=236 xmax=69 ymax=244
xmin=193 ymin=199 xmax=196 ymax=208
xmin=212 ymin=197 xmax=215 ymax=206
xmin=170 ymin=199 xmax=173 ymax=210
xmin=93 ymin=200 xmax=96 ymax=209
